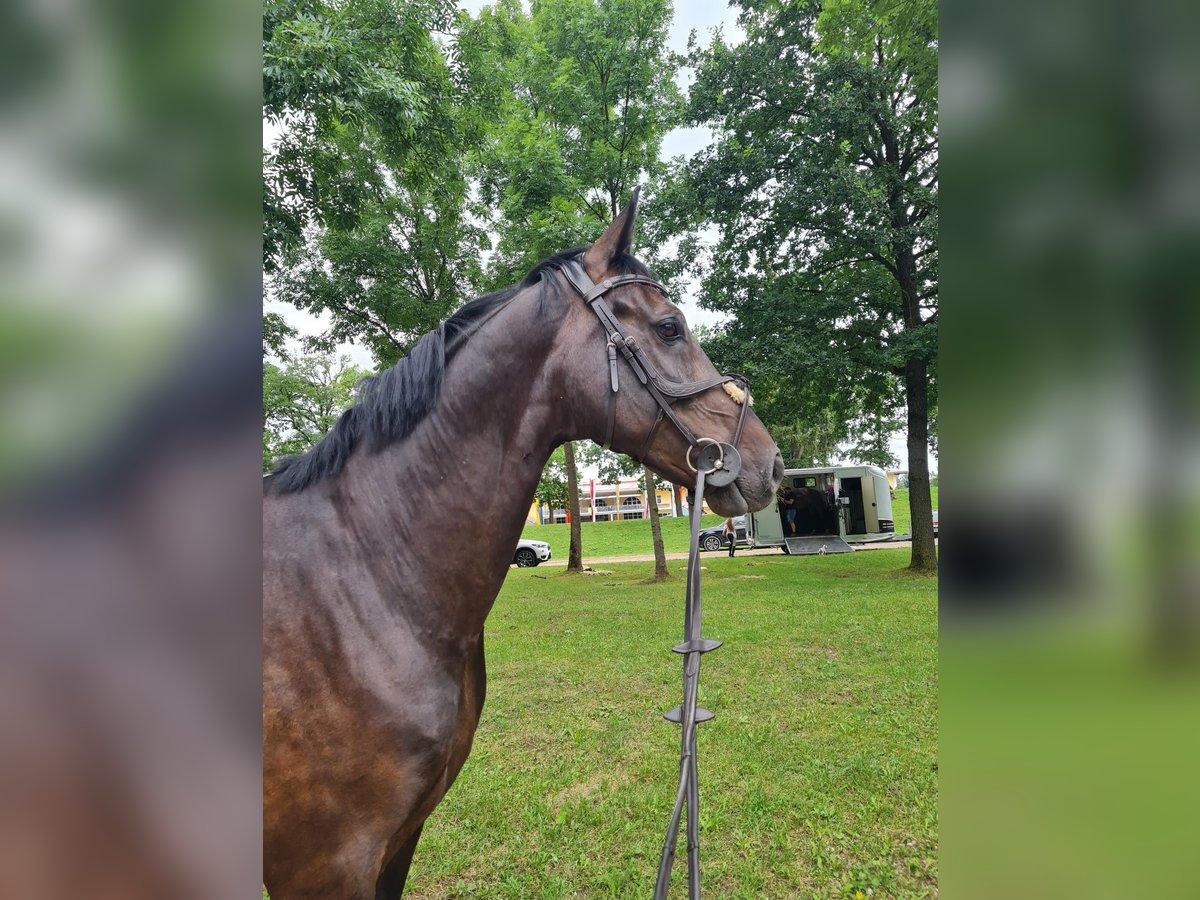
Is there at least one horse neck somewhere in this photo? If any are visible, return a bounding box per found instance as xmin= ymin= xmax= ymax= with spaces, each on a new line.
xmin=335 ymin=291 xmax=580 ymax=638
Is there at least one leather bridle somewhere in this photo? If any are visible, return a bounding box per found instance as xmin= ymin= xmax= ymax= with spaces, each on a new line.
xmin=560 ymin=256 xmax=755 ymax=898
xmin=559 ymin=258 xmax=751 ymax=487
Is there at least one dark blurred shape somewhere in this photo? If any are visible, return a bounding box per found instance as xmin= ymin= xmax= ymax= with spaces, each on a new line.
xmin=13 ymin=312 xmax=262 ymax=515
xmin=941 ymin=504 xmax=1081 ymax=613
xmin=0 ymin=314 xmax=262 ymax=899
xmin=943 ymin=0 xmax=1199 ymax=895
xmin=0 ymin=0 xmax=260 ymax=892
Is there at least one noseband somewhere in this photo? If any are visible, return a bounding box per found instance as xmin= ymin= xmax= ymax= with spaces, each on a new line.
xmin=560 ymin=259 xmax=751 ymax=487
xmin=561 ymin=257 xmax=752 ymax=897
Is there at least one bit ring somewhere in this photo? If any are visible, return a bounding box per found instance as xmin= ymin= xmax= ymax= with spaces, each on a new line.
xmin=685 ymin=438 xmax=725 ymax=474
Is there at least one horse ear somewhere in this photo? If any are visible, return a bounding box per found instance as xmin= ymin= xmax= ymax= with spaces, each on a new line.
xmin=583 ymin=185 xmax=640 ymax=277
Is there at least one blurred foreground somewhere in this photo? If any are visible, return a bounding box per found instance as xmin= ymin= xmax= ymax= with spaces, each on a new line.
xmin=943 ymin=0 xmax=1199 ymax=895
xmin=0 ymin=0 xmax=261 ymax=894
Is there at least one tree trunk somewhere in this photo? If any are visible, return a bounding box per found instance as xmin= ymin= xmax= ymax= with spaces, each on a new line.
xmin=891 ymin=224 xmax=937 ymax=575
xmin=564 ymin=440 xmax=584 ymax=573
xmin=644 ymin=466 xmax=669 ymax=579
xmin=905 ymin=357 xmax=938 ymax=573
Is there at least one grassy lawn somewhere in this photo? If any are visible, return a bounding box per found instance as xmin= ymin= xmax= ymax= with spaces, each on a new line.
xmin=520 ymin=513 xmax=725 ymax=559
xmin=890 ymin=485 xmax=938 ymax=537
xmin=402 ymin=549 xmax=937 ymax=898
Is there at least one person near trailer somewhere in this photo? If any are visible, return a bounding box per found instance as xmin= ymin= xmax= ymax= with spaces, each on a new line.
xmin=780 ymin=485 xmax=798 ymax=535
xmin=723 ymin=517 xmax=737 ymax=557
xmin=837 ymin=483 xmax=850 ymax=533
xmin=824 ymin=480 xmax=838 ymax=533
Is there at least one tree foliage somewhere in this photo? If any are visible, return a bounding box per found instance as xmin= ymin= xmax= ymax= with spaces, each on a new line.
xmin=458 ymin=0 xmax=682 ymax=286
xmin=270 ymin=179 xmax=488 ymax=367
xmin=535 ymin=445 xmax=570 ymax=512
xmin=264 ymin=0 xmax=484 ymax=367
xmin=263 ymin=353 xmax=370 ymax=470
xmin=679 ymin=0 xmax=938 ymax=569
xmin=263 ymin=311 xmax=298 ymax=360
xmin=263 ymin=0 xmax=459 ymax=270
xmin=458 ymin=0 xmax=682 ymax=565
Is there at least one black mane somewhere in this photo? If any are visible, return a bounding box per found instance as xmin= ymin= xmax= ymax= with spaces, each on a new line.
xmin=267 ymin=248 xmax=652 ymax=494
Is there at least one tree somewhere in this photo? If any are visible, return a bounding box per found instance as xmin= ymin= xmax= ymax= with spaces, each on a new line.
xmin=642 ymin=464 xmax=669 ymax=579
xmin=563 ymin=441 xmax=584 ymax=573
xmin=529 ymin=444 xmax=583 ymax=571
xmin=767 ymin=411 xmax=848 ymax=470
xmin=458 ymin=0 xmax=682 ymax=568
xmin=270 ymin=178 xmax=487 ymax=367
xmin=264 ymin=312 xmax=298 ymax=360
xmin=681 ymin=0 xmax=938 ymax=571
xmin=263 ymin=0 xmax=459 ymax=272
xmin=584 ymin=445 xmax=671 ymax=579
xmin=263 ymin=354 xmax=370 ymax=470
xmin=265 ymin=0 xmax=485 ymax=368
xmin=459 ymin=0 xmax=682 ymax=284
xmin=534 ymin=446 xmax=570 ymax=520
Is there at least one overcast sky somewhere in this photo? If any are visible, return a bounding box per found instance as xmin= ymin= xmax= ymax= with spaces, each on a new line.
xmin=268 ymin=1 xmax=924 ymax=472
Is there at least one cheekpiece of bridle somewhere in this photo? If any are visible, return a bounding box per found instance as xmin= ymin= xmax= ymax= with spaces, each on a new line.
xmin=559 ymin=259 xmax=750 ymax=485
xmin=560 ymin=257 xmax=751 ymax=899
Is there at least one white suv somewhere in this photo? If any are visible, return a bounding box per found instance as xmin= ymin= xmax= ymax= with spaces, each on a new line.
xmin=513 ymin=539 xmax=552 ymax=567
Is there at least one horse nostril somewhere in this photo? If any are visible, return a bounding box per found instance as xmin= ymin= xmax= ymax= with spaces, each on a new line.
xmin=772 ymin=452 xmax=785 ymax=484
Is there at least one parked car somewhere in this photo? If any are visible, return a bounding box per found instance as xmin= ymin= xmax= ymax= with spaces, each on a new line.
xmin=513 ymin=538 xmax=552 ymax=567
xmin=932 ymin=508 xmax=938 ymax=538
xmin=698 ymin=516 xmax=748 ymax=552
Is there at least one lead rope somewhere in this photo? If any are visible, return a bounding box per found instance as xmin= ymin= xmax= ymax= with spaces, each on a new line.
xmin=653 ymin=465 xmax=721 ymax=899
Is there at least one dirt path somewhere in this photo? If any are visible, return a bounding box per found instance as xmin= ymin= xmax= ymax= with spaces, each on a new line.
xmin=538 ymin=541 xmax=912 ymax=567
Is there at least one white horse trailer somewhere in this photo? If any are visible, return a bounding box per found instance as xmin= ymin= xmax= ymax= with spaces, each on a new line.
xmin=747 ymin=464 xmax=901 ymax=555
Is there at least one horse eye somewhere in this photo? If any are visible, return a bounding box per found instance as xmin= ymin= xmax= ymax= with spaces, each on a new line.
xmin=656 ymin=320 xmax=682 ymax=341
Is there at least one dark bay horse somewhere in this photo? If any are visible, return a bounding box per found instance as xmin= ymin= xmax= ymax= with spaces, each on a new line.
xmin=263 ymin=191 xmax=784 ymax=898
xmin=791 ymin=486 xmax=837 ymax=535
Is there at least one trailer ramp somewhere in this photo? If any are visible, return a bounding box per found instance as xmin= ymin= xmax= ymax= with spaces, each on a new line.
xmin=784 ymin=536 xmax=855 ymax=556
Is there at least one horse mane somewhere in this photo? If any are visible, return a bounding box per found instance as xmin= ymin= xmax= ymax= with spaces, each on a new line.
xmin=267 ymin=248 xmax=652 ymax=494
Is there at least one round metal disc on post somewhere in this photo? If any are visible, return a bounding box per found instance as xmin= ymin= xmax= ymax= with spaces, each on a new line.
xmin=702 ymin=444 xmax=741 ymax=487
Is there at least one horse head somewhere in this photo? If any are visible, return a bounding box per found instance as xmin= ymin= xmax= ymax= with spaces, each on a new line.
xmin=555 ymin=189 xmax=784 ymax=516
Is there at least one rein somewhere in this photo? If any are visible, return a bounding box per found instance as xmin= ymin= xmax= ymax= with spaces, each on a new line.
xmin=652 ymin=465 xmax=722 ymax=900
xmin=559 ymin=257 xmax=748 ymax=898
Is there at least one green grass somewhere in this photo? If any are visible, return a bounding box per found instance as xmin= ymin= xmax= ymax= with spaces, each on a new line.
xmin=890 ymin=485 xmax=938 ymax=538
xmin=402 ymin=550 xmax=937 ymax=898
xmin=520 ymin=513 xmax=725 ymax=559
xmin=942 ymin=631 xmax=1200 ymax=899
